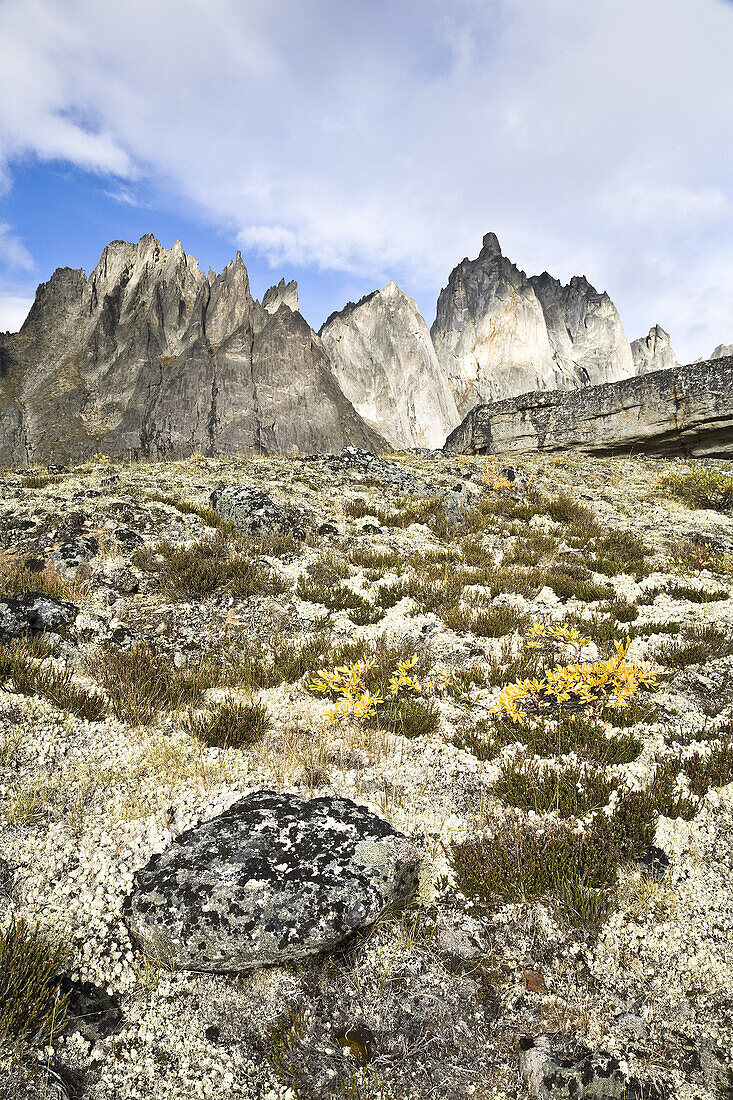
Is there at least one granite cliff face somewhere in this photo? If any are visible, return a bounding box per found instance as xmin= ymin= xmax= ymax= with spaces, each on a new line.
xmin=444 ymin=356 xmax=733 ymax=458
xmin=0 ymin=237 xmax=385 ymax=465
xmin=710 ymin=343 xmax=733 ymax=360
xmin=431 ymin=233 xmax=635 ymax=417
xmin=631 ymin=325 xmax=678 ymax=375
xmin=319 ymin=281 xmax=459 ymax=449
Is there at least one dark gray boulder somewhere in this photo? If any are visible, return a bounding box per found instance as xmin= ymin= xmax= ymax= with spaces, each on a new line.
xmin=124 ymin=790 xmax=421 ymax=972
xmin=209 ymin=486 xmax=299 ymax=536
xmin=0 ymin=593 xmax=78 ymax=642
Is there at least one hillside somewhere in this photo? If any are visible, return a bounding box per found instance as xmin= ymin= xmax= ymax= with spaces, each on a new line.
xmin=1 ymin=449 xmax=733 ymax=1098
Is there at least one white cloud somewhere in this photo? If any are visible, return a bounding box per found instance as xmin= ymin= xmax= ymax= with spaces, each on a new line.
xmin=0 ymin=292 xmax=33 ymax=331
xmin=0 ymin=222 xmax=33 ymax=271
xmin=0 ymin=0 xmax=732 ymax=359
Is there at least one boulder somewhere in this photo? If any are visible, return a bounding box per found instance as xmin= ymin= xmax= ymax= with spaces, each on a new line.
xmin=0 ymin=593 xmax=78 ymax=643
xmin=124 ymin=790 xmax=421 ymax=971
xmin=209 ymin=486 xmax=298 ymax=536
xmin=48 ymin=536 xmax=99 ymax=580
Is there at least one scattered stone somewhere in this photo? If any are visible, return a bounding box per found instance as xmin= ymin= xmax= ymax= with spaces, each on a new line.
xmin=109 ymin=567 xmax=139 ymax=595
xmin=519 ymin=1034 xmax=664 ymax=1099
xmin=317 ymin=522 xmax=339 ymax=535
xmin=209 ymin=486 xmax=300 ymax=537
xmin=113 ymin=526 xmax=143 ymax=547
xmin=48 ymin=536 xmax=99 ymax=581
xmin=635 ymin=846 xmax=670 ymax=881
xmin=125 ymin=790 xmax=422 ymax=972
xmin=59 ymin=976 xmax=121 ymax=1043
xmin=0 ymin=593 xmax=78 ymax=642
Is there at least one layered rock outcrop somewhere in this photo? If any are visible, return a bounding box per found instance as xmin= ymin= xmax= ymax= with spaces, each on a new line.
xmin=631 ymin=325 xmax=678 ymax=375
xmin=319 ymin=281 xmax=459 ymax=448
xmin=0 ymin=236 xmax=385 ymax=465
xmin=430 ymin=233 xmax=635 ymax=417
xmin=444 ymin=356 xmax=733 ymax=458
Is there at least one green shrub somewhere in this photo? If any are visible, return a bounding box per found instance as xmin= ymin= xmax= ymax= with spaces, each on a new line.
xmin=366 ymin=697 xmax=441 ymax=739
xmin=658 ymin=466 xmax=733 ymax=512
xmin=656 ymin=624 xmax=733 ymax=668
xmin=0 ymin=919 xmax=68 ymax=1048
xmin=134 ymin=531 xmax=286 ymax=600
xmin=0 ymin=643 xmax=106 ymax=720
xmin=492 ymin=760 xmax=612 ymax=819
xmin=94 ymin=644 xmax=212 ymax=723
xmin=185 ymin=699 xmax=270 ymax=748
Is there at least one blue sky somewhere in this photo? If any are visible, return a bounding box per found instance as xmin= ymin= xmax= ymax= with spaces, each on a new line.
xmin=0 ymin=0 xmax=732 ymax=359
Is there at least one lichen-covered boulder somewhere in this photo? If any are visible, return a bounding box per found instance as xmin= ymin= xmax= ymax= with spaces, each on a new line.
xmin=124 ymin=791 xmax=421 ymax=972
xmin=0 ymin=593 xmax=78 ymax=642
xmin=520 ymin=1035 xmax=665 ymax=1099
xmin=209 ymin=486 xmax=297 ymax=536
xmin=48 ymin=535 xmax=99 ymax=580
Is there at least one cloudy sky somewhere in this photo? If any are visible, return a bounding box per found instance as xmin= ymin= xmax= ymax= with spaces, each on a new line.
xmin=0 ymin=0 xmax=731 ymax=360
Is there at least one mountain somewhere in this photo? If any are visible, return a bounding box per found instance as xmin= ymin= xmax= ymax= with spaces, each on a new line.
xmin=710 ymin=343 xmax=733 ymax=360
xmin=430 ymin=233 xmax=635 ymax=417
xmin=319 ymin=281 xmax=459 ymax=449
xmin=0 ymin=236 xmax=385 ymax=465
xmin=631 ymin=325 xmax=678 ymax=375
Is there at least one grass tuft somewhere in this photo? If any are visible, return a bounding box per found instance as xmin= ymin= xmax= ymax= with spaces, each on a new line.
xmin=185 ymin=699 xmax=270 ymax=748
xmin=0 ymin=918 xmax=68 ymax=1049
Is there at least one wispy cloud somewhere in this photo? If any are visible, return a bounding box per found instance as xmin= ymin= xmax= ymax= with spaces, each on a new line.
xmin=0 ymin=0 xmax=732 ymax=358
xmin=0 ymin=292 xmax=33 ymax=331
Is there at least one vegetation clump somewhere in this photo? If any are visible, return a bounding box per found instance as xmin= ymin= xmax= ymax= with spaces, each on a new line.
xmin=185 ymin=699 xmax=270 ymax=748
xmin=133 ymin=530 xmax=286 ymax=599
xmin=658 ymin=466 xmax=733 ymax=512
xmin=0 ymin=642 xmax=106 ymax=720
xmin=0 ymin=918 xmax=68 ymax=1049
xmin=94 ymin=643 xmax=212 ymax=723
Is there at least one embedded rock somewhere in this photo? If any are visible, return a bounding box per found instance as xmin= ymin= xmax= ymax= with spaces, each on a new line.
xmin=48 ymin=535 xmax=99 ymax=580
xmin=124 ymin=790 xmax=421 ymax=971
xmin=0 ymin=237 xmax=386 ymax=465
xmin=431 ymin=234 xmax=634 ymax=417
xmin=0 ymin=593 xmax=79 ymax=642
xmin=320 ymin=282 xmax=459 ymax=448
xmin=519 ymin=1035 xmax=663 ymax=1099
xmin=445 ymin=356 xmax=733 ymax=458
xmin=631 ymin=325 xmax=678 ymax=375
xmin=209 ymin=486 xmax=297 ymax=536
xmin=262 ymin=278 xmax=299 ymax=314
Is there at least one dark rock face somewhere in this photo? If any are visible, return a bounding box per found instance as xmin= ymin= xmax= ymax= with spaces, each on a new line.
xmin=124 ymin=790 xmax=421 ymax=972
xmin=0 ymin=237 xmax=386 ymax=465
xmin=0 ymin=593 xmax=78 ymax=642
xmin=209 ymin=486 xmax=295 ymax=535
xmin=445 ymin=357 xmax=733 ymax=458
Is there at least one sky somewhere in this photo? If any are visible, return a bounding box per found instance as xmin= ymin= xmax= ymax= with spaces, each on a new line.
xmin=0 ymin=0 xmax=732 ymax=361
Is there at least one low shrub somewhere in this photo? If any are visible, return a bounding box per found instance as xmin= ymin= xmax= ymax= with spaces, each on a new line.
xmin=658 ymin=466 xmax=733 ymax=512
xmin=94 ymin=644 xmax=211 ymax=723
xmin=185 ymin=699 xmax=270 ymax=748
xmin=0 ymin=643 xmax=106 ymax=720
xmin=492 ymin=760 xmax=612 ymax=819
xmin=656 ymin=624 xmax=733 ymax=668
xmin=134 ymin=531 xmax=286 ymax=600
xmin=0 ymin=918 xmax=68 ymax=1048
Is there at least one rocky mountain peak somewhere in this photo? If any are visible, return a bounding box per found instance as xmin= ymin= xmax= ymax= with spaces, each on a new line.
xmin=262 ymin=278 xmax=299 ymax=315
xmin=431 ymin=233 xmax=635 ymax=415
xmin=631 ymin=325 xmax=678 ymax=376
xmin=320 ymin=279 xmax=458 ymax=449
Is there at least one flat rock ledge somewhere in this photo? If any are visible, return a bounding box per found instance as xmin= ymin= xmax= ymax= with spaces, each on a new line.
xmin=445 ymin=356 xmax=733 ymax=458
xmin=124 ymin=791 xmax=422 ymax=972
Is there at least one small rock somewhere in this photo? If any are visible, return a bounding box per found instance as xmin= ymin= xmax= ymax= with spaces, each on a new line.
xmin=0 ymin=593 xmax=78 ymax=643
xmin=635 ymin=846 xmax=670 ymax=881
xmin=336 ymin=1022 xmax=377 ymax=1066
xmin=360 ymin=523 xmax=382 ymax=535
xmin=519 ymin=1034 xmax=664 ymax=1099
xmin=114 ymin=526 xmax=143 ymax=548
xmin=317 ymin=523 xmax=339 ymax=535
xmin=48 ymin=536 xmax=99 ymax=581
xmin=124 ymin=790 xmax=421 ymax=971
xmin=109 ymin=567 xmax=139 ymax=595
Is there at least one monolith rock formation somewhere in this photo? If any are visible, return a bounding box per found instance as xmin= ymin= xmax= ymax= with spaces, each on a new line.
xmin=430 ymin=233 xmax=636 ymax=417
xmin=0 ymin=236 xmax=385 ymax=465
xmin=319 ymin=281 xmax=459 ymax=449
xmin=444 ymin=355 xmax=733 ymax=458
xmin=631 ymin=325 xmax=678 ymax=375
